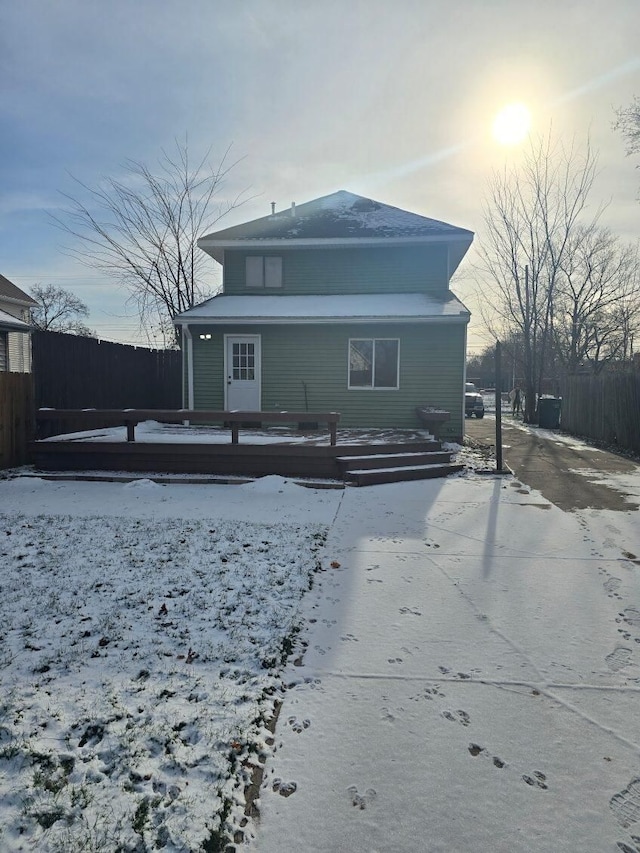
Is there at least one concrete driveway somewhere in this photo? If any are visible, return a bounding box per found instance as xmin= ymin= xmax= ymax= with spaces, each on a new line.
xmin=465 ymin=416 xmax=640 ymax=512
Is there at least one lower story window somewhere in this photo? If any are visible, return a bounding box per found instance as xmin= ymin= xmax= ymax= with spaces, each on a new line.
xmin=348 ymin=338 xmax=399 ymax=389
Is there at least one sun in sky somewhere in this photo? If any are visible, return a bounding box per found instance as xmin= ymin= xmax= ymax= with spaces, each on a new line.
xmin=492 ymin=102 xmax=532 ymax=145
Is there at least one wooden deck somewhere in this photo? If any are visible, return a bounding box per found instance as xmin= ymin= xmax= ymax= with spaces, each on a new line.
xmin=31 ymin=437 xmax=449 ymax=479
xmin=30 ymin=410 xmax=461 ymax=485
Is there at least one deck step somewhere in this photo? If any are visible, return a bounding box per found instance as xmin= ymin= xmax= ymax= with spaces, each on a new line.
xmin=334 ymin=440 xmax=442 ymax=456
xmin=337 ymin=451 xmax=453 ymax=470
xmin=346 ymin=462 xmax=464 ymax=486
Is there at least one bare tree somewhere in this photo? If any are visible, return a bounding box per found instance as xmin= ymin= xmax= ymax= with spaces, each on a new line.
xmin=52 ymin=139 xmax=247 ymax=345
xmin=615 ymin=96 xmax=640 ymax=154
xmin=31 ymin=284 xmax=94 ymax=336
xmin=552 ymin=227 xmax=640 ymax=372
xmin=477 ymin=133 xmax=600 ymax=422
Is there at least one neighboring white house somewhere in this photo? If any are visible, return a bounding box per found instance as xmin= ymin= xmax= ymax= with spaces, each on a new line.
xmin=0 ymin=274 xmax=36 ymax=372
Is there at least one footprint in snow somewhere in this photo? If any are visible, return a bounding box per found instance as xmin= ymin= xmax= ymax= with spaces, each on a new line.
xmin=272 ymin=778 xmax=297 ymax=797
xmin=621 ymin=608 xmax=640 ymax=629
xmin=468 ymin=744 xmax=506 ymax=767
xmin=523 ymin=771 xmax=548 ymax=790
xmin=616 ymin=840 xmax=640 ymax=853
xmin=347 ymin=785 xmax=377 ymax=810
xmin=287 ymin=716 xmax=310 ymax=734
xmin=424 ymin=686 xmax=445 ymax=699
xmin=611 ymin=778 xmax=640 ymax=828
xmin=442 ymin=709 xmax=471 ymax=727
xmin=606 ymin=647 xmax=633 ymax=672
xmin=603 ymin=575 xmax=622 ymax=594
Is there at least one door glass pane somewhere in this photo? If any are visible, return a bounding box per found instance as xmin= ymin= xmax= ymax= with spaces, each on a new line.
xmin=349 ymin=340 xmax=373 ymax=387
xmin=374 ymin=340 xmax=399 ymax=387
xmin=231 ymin=341 xmax=256 ymax=380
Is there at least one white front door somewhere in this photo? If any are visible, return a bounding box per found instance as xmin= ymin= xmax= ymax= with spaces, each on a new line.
xmin=225 ymin=335 xmax=261 ymax=411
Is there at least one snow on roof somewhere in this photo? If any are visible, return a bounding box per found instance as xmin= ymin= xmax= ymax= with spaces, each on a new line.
xmin=0 ymin=306 xmax=31 ymax=332
xmin=199 ymin=191 xmax=473 ymax=244
xmin=175 ymin=292 xmax=470 ymax=325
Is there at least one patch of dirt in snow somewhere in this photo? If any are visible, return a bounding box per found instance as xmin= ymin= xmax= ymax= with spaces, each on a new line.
xmin=444 ymin=438 xmax=496 ymax=473
xmin=0 ymin=513 xmax=327 ymax=851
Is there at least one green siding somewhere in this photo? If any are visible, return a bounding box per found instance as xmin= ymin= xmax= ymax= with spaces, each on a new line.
xmin=182 ymin=339 xmax=189 ymax=407
xmin=190 ymin=322 xmax=465 ymax=438
xmin=223 ymin=245 xmax=449 ymax=296
xmin=191 ymin=332 xmax=225 ymax=409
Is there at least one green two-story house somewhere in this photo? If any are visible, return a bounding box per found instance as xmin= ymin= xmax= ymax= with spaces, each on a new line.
xmin=174 ymin=190 xmax=473 ymax=440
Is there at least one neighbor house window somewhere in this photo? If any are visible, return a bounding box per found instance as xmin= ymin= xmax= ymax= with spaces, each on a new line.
xmin=246 ymin=256 xmax=282 ymax=288
xmin=348 ymin=339 xmax=400 ymax=389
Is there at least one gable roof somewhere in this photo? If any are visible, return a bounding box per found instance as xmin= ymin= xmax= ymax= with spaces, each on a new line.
xmin=0 ymin=274 xmax=38 ymax=307
xmin=198 ymin=191 xmax=473 ymax=272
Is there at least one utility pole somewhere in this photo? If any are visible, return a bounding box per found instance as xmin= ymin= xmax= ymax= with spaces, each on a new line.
xmin=495 ymin=340 xmax=504 ymax=473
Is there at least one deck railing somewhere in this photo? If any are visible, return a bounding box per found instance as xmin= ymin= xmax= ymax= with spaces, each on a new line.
xmin=36 ymin=409 xmax=341 ymax=446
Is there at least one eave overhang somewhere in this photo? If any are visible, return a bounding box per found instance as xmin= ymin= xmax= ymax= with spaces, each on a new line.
xmin=197 ymin=233 xmax=474 ymax=275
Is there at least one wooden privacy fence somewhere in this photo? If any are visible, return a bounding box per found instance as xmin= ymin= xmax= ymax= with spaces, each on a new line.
xmin=32 ymin=331 xmax=181 ymax=410
xmin=560 ymin=371 xmax=640 ymax=454
xmin=0 ymin=372 xmax=34 ymax=468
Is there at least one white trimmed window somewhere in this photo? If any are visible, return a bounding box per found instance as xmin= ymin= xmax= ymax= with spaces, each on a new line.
xmin=348 ymin=338 xmax=400 ymax=389
xmin=246 ymin=256 xmax=282 ymax=288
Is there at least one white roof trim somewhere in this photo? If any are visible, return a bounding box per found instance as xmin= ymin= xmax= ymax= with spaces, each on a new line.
xmin=0 ymin=293 xmax=37 ymax=308
xmin=198 ymin=234 xmax=472 ymax=252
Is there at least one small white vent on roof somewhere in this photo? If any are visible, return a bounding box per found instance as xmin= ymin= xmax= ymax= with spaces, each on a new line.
xmin=291 ymin=202 xmax=296 ymax=217
xmin=271 ymin=202 xmax=276 ymax=215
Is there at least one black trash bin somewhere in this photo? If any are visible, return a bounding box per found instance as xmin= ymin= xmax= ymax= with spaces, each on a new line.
xmin=538 ymin=397 xmax=562 ymax=429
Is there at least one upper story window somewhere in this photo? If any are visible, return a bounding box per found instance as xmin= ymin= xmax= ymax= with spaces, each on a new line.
xmin=246 ymin=256 xmax=282 ymax=288
xmin=348 ymin=338 xmax=400 ymax=390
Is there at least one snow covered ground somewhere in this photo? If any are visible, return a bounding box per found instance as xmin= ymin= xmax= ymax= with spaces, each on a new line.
xmin=251 ymin=462 xmax=640 ymax=852
xmin=1 ymin=435 xmax=639 ymax=852
xmin=0 ymin=476 xmax=340 ymax=851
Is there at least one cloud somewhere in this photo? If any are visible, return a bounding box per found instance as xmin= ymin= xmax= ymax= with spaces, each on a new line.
xmin=0 ymin=191 xmax=65 ymax=218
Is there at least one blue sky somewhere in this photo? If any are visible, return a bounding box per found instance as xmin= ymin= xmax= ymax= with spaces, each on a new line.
xmin=2 ymin=0 xmax=639 ymax=351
